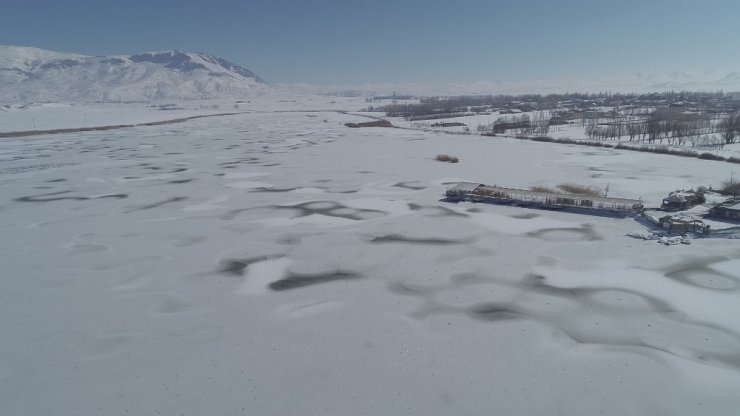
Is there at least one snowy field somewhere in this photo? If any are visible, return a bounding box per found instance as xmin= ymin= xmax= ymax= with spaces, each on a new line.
xmin=396 ymin=110 xmax=740 ymax=159
xmin=1 ymin=105 xmax=740 ymax=415
xmin=0 ymin=102 xmax=228 ymax=132
xmin=0 ymin=96 xmax=367 ymax=133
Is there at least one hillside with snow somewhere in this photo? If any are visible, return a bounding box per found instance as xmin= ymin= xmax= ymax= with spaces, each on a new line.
xmin=0 ymin=46 xmax=269 ymax=103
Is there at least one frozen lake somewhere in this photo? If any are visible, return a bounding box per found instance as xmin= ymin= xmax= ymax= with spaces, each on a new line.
xmin=1 ymin=106 xmax=739 ymax=415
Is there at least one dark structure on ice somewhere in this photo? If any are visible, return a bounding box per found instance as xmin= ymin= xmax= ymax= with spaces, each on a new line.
xmin=446 ymin=182 xmax=643 ymax=216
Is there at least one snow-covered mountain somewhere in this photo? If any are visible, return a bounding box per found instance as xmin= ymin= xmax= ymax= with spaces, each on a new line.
xmin=0 ymin=46 xmax=269 ymax=102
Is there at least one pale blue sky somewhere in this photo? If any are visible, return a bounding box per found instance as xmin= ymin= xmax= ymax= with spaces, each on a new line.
xmin=2 ymin=0 xmax=739 ymax=84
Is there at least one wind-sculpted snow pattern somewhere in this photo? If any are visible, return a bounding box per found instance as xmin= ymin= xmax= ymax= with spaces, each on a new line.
xmin=1 ymin=107 xmax=740 ymax=415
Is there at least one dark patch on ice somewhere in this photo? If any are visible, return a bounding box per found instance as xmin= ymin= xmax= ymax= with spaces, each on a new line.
xmin=456 ymin=274 xmax=740 ymax=370
xmin=663 ymin=256 xmax=738 ymax=291
xmin=407 ymin=203 xmax=468 ymax=217
xmin=217 ymin=255 xmax=284 ymax=276
xmin=220 ymin=208 xmax=253 ymax=221
xmin=387 ymin=282 xmax=435 ymax=296
xmin=96 ymin=193 xmax=127 ymax=199
xmin=526 ymin=224 xmax=602 ymax=241
xmin=275 ymin=234 xmax=302 ymax=245
xmin=369 ymin=234 xmax=472 ymax=245
xmin=15 ymin=190 xmax=89 ymax=202
xmin=47 ymin=178 xmax=66 ymax=182
xmin=324 ymin=189 xmax=360 ymax=194
xmin=450 ymin=272 xmax=492 ymax=285
xmin=133 ymin=197 xmax=188 ymax=211
xmin=14 ymin=190 xmax=123 ymax=202
xmin=272 ymin=201 xmax=386 ymax=221
xmin=466 ymin=207 xmax=482 ymax=213
xmin=394 ymin=182 xmax=426 ymax=190
xmin=559 ymin=330 xmax=740 ymax=372
xmin=510 ymin=212 xmax=540 ymax=219
xmin=249 ymin=187 xmax=299 ymax=193
xmin=523 ymin=274 xmax=675 ymax=313
xmin=468 ymin=302 xmax=529 ymax=321
xmin=170 ymin=168 xmax=188 ymax=173
xmin=407 ymin=203 xmax=424 ymax=211
xmin=169 ymin=179 xmax=194 ymax=184
xmin=269 ymin=270 xmax=362 ymax=291
xmin=0 ymin=163 xmax=77 ymax=175
xmin=220 ymin=158 xmax=259 ymax=167
xmin=667 ymin=269 xmax=738 ymax=291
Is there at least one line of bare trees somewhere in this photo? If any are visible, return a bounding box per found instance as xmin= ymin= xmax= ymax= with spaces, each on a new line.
xmin=476 ymin=112 xmax=551 ymax=136
xmin=584 ymin=108 xmax=740 ymax=148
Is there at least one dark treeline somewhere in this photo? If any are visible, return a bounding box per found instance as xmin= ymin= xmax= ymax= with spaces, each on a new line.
xmin=584 ymin=108 xmax=739 ymax=147
xmin=367 ymin=91 xmax=740 ymax=120
xmin=367 ymin=90 xmax=740 ymax=146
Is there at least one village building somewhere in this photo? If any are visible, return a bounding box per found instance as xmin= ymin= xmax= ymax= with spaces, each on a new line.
xmin=661 ymin=191 xmax=705 ymax=211
xmin=709 ymin=200 xmax=740 ymax=220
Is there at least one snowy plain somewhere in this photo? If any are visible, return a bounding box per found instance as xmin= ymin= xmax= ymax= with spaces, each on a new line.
xmin=1 ymin=98 xmax=740 ymax=415
xmin=0 ymin=95 xmax=366 ymax=133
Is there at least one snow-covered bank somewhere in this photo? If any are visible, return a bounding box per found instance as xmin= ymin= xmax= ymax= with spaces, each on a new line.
xmin=0 ymin=96 xmax=370 ymax=133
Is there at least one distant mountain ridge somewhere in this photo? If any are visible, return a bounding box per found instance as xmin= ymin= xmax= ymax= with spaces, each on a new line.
xmin=0 ymin=46 xmax=268 ymax=102
xmin=283 ymin=71 xmax=740 ymax=97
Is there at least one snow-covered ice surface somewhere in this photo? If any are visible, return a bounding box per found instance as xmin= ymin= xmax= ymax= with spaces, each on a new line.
xmin=1 ymin=105 xmax=740 ymax=415
xmin=0 ymin=96 xmax=368 ymax=133
xmin=0 ymin=102 xmax=228 ymax=132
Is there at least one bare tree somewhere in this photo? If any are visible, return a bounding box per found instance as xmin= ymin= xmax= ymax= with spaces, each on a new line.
xmin=722 ymin=173 xmax=740 ymax=199
xmin=719 ymin=113 xmax=740 ymax=144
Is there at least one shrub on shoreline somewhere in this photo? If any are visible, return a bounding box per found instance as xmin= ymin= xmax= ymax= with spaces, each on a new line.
xmin=510 ymin=135 xmax=737 ymax=165
xmin=344 ymin=120 xmax=393 ymax=128
xmin=698 ymin=152 xmax=726 ymax=161
xmin=435 ymin=154 xmax=459 ymax=163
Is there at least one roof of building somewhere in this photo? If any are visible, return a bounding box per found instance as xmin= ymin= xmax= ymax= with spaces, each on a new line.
xmin=719 ymin=200 xmax=740 ymax=211
xmin=447 ymin=182 xmax=482 ymax=193
xmin=475 ymin=185 xmax=641 ymax=206
xmin=663 ymin=194 xmax=685 ymax=203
